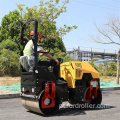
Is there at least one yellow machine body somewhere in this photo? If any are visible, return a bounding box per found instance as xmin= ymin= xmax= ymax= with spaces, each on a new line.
xmin=59 ymin=61 xmax=100 ymax=88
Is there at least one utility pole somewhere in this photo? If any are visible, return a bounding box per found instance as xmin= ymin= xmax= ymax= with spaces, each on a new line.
xmin=78 ymin=46 xmax=80 ymax=61
xmin=91 ymin=48 xmax=93 ymax=60
xmin=115 ymin=50 xmax=117 ymax=60
xmin=103 ymin=49 xmax=105 ymax=59
xmin=116 ymin=48 xmax=120 ymax=84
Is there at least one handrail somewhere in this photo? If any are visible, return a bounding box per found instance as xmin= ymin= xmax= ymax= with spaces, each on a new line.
xmin=20 ymin=18 xmax=38 ymax=69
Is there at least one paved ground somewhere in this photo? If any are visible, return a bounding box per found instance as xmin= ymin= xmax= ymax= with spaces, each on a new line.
xmin=0 ymin=90 xmax=120 ymax=120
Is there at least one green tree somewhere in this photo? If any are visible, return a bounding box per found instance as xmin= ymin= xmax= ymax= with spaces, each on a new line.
xmin=0 ymin=10 xmax=22 ymax=43
xmin=16 ymin=0 xmax=77 ymax=52
xmin=48 ymin=37 xmax=66 ymax=52
xmin=89 ymin=59 xmax=98 ymax=71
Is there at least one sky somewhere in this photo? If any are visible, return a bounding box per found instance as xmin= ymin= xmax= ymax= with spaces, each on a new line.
xmin=0 ymin=0 xmax=120 ymax=54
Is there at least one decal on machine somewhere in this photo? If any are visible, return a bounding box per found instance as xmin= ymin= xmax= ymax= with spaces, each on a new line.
xmin=75 ymin=63 xmax=82 ymax=68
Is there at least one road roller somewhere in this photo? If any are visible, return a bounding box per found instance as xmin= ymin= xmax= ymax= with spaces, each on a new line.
xmin=19 ymin=18 xmax=102 ymax=115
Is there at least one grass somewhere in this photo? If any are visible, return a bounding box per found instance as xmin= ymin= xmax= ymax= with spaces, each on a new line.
xmin=100 ymin=76 xmax=116 ymax=82
xmin=0 ymin=77 xmax=20 ymax=86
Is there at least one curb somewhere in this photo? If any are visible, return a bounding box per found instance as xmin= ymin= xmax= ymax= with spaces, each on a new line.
xmin=101 ymin=87 xmax=120 ymax=91
xmin=0 ymin=87 xmax=120 ymax=99
xmin=0 ymin=93 xmax=20 ymax=99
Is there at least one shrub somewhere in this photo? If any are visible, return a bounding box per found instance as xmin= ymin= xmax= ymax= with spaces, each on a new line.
xmin=108 ymin=62 xmax=117 ymax=71
xmin=100 ymin=71 xmax=116 ymax=77
xmin=0 ymin=39 xmax=19 ymax=54
xmin=0 ymin=49 xmax=20 ymax=76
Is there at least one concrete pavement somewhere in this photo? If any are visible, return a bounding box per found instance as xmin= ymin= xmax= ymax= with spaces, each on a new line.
xmin=0 ymin=90 xmax=120 ymax=120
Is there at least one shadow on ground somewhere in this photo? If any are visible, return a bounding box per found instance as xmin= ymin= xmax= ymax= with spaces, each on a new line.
xmin=27 ymin=104 xmax=116 ymax=117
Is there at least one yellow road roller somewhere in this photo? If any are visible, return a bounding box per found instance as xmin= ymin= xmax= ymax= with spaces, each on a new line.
xmin=19 ymin=18 xmax=102 ymax=115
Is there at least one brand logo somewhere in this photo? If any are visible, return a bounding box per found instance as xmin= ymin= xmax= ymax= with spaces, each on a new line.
xmin=75 ymin=63 xmax=82 ymax=68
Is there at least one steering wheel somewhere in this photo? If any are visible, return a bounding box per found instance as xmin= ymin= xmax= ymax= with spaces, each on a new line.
xmin=49 ymin=51 xmax=59 ymax=56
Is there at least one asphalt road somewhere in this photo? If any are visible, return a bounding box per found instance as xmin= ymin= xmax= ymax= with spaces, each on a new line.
xmin=0 ymin=90 xmax=120 ymax=120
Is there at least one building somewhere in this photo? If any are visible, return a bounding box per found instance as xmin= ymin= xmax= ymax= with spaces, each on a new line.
xmin=67 ymin=48 xmax=117 ymax=62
